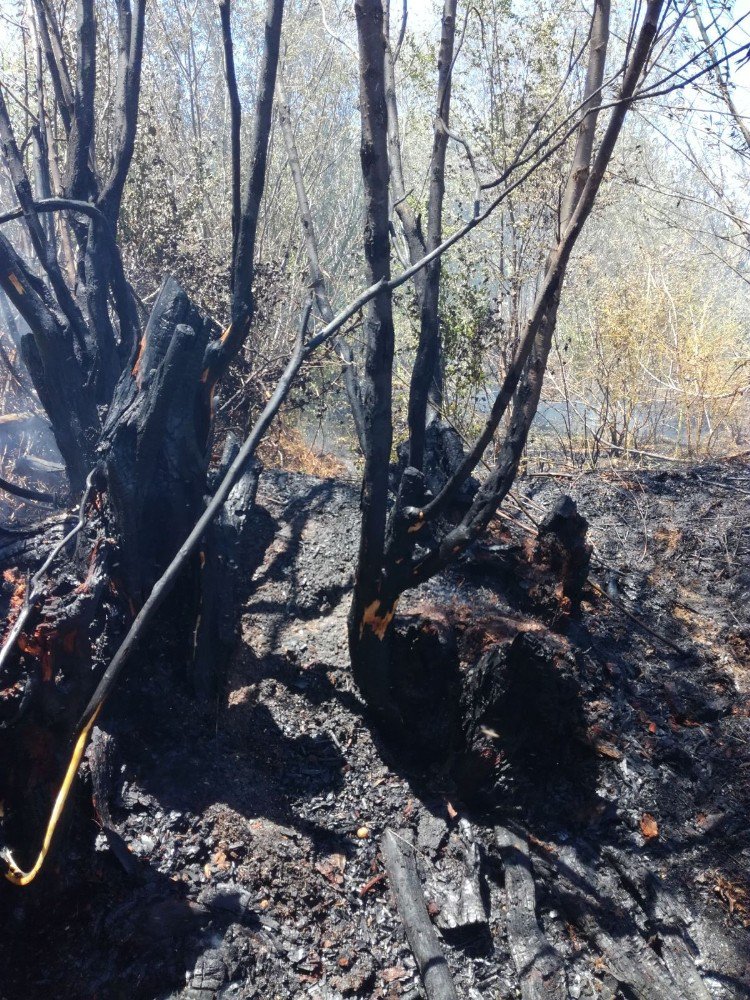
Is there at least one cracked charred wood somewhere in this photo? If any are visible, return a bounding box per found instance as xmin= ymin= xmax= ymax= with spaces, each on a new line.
xmin=601 ymin=847 xmax=713 ymax=1000
xmin=548 ymin=844 xmax=697 ymax=1000
xmin=382 ymin=828 xmax=460 ymax=1000
xmin=86 ymin=725 xmax=141 ymax=879
xmin=532 ymin=495 xmax=592 ymax=614
xmin=494 ymin=825 xmax=567 ymax=1000
xmin=0 ymin=515 xmax=73 ymax=566
xmin=455 ymin=630 xmax=590 ymax=807
xmin=99 ymin=277 xmax=212 ymax=603
xmin=432 ymin=819 xmax=488 ymax=935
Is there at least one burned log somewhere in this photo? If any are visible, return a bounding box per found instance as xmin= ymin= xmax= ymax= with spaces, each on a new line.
xmin=494 ymin=824 xmax=567 ymax=1000
xmin=382 ymin=828 xmax=460 ymax=1000
xmin=531 ymin=494 xmax=592 ymax=616
xmin=602 ymin=846 xmax=714 ymax=1000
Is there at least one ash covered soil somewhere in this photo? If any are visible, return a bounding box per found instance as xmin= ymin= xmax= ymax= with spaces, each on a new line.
xmin=2 ymin=458 xmax=750 ymax=999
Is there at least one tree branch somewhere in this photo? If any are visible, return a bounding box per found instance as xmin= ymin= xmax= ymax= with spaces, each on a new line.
xmin=231 ymin=0 xmax=285 ymax=325
xmin=98 ymin=0 xmax=146 ymax=225
xmin=406 ymin=0 xmax=457 ymax=466
xmin=277 ymin=73 xmax=366 ymax=450
xmin=417 ymin=0 xmax=661 ymax=576
xmin=0 ymin=84 xmax=90 ymax=349
xmin=30 ymin=0 xmax=74 ymax=134
xmin=64 ymin=0 xmax=97 ymax=202
xmin=219 ymin=0 xmax=242 ymax=279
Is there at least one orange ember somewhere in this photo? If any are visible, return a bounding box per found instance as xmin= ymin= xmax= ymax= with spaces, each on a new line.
xmin=3 ymin=567 xmax=26 ymax=613
xmin=131 ymin=334 xmax=147 ymax=384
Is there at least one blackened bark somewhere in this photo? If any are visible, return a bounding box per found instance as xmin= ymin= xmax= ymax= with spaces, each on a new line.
xmin=383 ymin=12 xmax=426 ymax=290
xmin=0 ymin=231 xmax=99 ymax=491
xmin=382 ymin=828 xmax=460 ymax=1000
xmin=0 ymin=86 xmax=90 ymax=353
xmin=97 ymin=0 xmax=146 ymax=224
xmin=348 ymin=0 xmax=397 ymax=708
xmin=99 ymin=277 xmax=211 ymax=602
xmin=219 ymin=0 xmax=242 ymax=276
xmin=495 ymin=825 xmax=567 ymax=1000
xmin=64 ymin=0 xmax=97 ymax=203
xmin=30 ymin=0 xmax=75 ymax=134
xmin=231 ymin=0 xmax=284 ymax=327
xmin=406 ymin=0 xmax=456 ymax=468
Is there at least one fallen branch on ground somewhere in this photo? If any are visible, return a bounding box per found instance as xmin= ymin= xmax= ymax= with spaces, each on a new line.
xmin=381 ymin=828 xmax=459 ymax=1000
xmin=494 ymin=824 xmax=567 ymax=1000
xmin=0 ymin=474 xmax=55 ymax=504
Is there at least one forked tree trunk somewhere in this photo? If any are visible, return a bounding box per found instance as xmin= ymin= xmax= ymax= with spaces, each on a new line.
xmin=345 ymin=0 xmax=668 ymax=724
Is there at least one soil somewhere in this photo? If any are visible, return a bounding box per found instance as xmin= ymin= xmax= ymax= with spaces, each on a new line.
xmin=1 ymin=457 xmax=749 ymax=999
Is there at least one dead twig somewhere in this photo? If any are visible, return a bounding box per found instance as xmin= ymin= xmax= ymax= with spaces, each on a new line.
xmin=694 ymin=476 xmax=750 ymax=497
xmin=0 ymin=468 xmax=96 ymax=676
xmin=588 ymin=578 xmax=689 ymax=657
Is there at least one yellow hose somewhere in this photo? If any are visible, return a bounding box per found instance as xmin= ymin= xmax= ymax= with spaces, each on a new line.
xmin=2 ymin=704 xmax=102 ymax=886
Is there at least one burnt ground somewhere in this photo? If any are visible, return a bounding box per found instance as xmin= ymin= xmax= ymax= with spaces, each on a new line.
xmin=1 ymin=457 xmax=749 ymax=999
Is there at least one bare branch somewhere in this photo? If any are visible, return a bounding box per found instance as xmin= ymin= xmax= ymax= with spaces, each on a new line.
xmin=219 ymin=0 xmax=243 ymax=278
xmin=64 ymin=0 xmax=97 ymax=201
xmin=277 ymin=73 xmax=367 ymax=448
xmin=230 ymin=0 xmax=285 ymax=326
xmin=98 ymin=0 xmax=146 ymax=224
xmin=30 ymin=0 xmax=74 ymax=133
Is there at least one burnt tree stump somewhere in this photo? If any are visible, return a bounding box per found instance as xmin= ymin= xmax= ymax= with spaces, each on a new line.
xmin=0 ymin=278 xmax=246 ymax=879
xmin=531 ymin=494 xmax=592 ymax=615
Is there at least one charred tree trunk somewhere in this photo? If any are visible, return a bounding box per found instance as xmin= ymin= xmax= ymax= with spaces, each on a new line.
xmin=100 ymin=278 xmax=212 ymax=602
xmin=347 ymin=0 xmax=397 ymax=711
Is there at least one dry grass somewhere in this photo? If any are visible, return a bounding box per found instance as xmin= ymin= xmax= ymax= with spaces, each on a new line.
xmin=258 ymin=424 xmax=348 ymax=479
